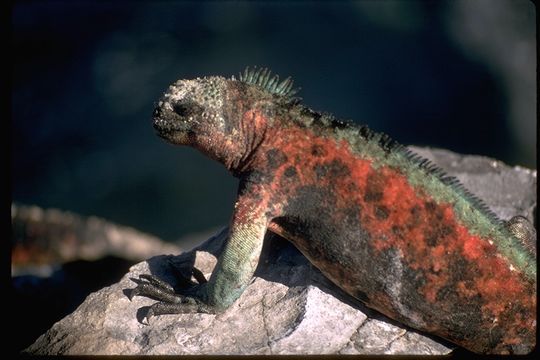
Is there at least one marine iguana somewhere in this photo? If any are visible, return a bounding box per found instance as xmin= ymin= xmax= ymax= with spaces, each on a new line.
xmin=129 ymin=67 xmax=536 ymax=354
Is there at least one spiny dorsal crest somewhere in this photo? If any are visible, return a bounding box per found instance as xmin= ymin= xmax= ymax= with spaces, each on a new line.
xmin=234 ymin=66 xmax=299 ymax=97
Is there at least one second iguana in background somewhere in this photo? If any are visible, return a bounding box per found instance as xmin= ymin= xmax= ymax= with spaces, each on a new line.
xmin=129 ymin=67 xmax=536 ymax=354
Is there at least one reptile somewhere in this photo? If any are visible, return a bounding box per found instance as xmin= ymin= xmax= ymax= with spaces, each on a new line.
xmin=129 ymin=67 xmax=536 ymax=354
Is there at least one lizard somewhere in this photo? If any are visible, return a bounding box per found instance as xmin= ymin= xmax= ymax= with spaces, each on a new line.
xmin=129 ymin=67 xmax=536 ymax=354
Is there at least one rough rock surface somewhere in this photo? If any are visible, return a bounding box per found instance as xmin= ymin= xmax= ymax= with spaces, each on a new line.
xmin=25 ymin=147 xmax=536 ymax=355
xmin=11 ymin=204 xmax=182 ymax=353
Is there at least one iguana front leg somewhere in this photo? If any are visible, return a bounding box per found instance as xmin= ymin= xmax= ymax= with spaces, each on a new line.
xmin=205 ymin=209 xmax=268 ymax=310
xmin=129 ymin=184 xmax=270 ymax=320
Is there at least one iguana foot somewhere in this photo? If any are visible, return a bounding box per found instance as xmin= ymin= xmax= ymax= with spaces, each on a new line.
xmin=505 ymin=215 xmax=536 ymax=259
xmin=128 ymin=266 xmax=215 ymax=323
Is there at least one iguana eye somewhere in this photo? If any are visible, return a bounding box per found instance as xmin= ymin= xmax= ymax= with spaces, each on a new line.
xmin=173 ymin=100 xmax=204 ymax=119
xmin=173 ymin=102 xmax=191 ymax=117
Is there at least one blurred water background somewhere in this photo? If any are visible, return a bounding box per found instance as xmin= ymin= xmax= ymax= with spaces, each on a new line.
xmin=12 ymin=0 xmax=536 ymax=243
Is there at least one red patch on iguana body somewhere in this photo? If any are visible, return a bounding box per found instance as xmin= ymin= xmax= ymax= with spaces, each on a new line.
xmin=238 ymin=109 xmax=534 ymax=353
xmin=243 ymin=115 xmax=535 ymax=353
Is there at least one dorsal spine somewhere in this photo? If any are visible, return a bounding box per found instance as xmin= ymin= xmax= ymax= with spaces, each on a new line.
xmin=235 ymin=66 xmax=299 ymax=97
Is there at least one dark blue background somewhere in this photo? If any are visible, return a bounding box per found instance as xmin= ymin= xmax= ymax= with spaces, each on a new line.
xmin=12 ymin=1 xmax=536 ymax=242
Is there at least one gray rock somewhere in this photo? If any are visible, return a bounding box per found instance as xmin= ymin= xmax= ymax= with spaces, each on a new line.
xmin=11 ymin=203 xmax=183 ymax=353
xmin=12 ymin=204 xmax=181 ymax=276
xmin=25 ymin=147 xmax=536 ymax=355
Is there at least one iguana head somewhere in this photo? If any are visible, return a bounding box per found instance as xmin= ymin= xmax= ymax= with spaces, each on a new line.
xmin=153 ymin=68 xmax=298 ymax=145
xmin=153 ymin=76 xmax=229 ymax=146
xmin=152 ymin=68 xmax=298 ymax=172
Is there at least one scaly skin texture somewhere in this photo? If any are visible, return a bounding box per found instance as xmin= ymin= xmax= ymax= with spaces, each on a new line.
xmin=141 ymin=69 xmax=536 ymax=354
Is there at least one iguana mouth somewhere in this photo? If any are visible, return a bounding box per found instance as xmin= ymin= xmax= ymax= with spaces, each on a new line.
xmin=152 ymin=105 xmax=192 ymax=144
